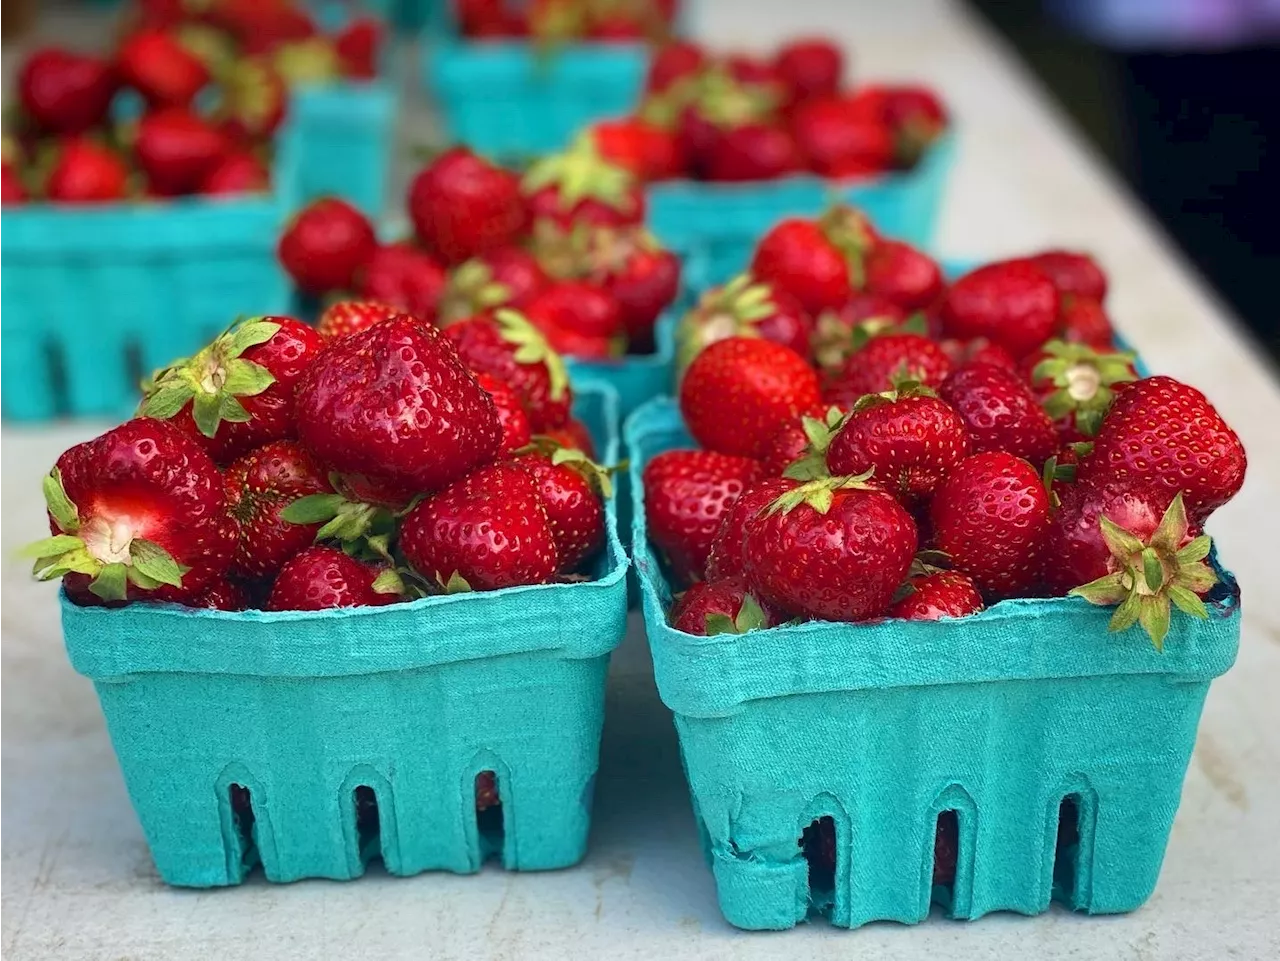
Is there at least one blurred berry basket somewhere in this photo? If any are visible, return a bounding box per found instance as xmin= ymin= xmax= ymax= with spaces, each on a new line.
xmin=58 ymin=381 xmax=627 ymax=887
xmin=626 ymin=396 xmax=1240 ymax=931
xmin=1 ymin=126 xmax=301 ymax=423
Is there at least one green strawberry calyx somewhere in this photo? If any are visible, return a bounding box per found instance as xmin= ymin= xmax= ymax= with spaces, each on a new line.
xmin=493 ymin=308 xmax=570 ymax=401
xmin=781 ymin=406 xmax=846 ymax=482
xmin=523 ymin=136 xmax=639 ymax=215
xmin=438 ymin=259 xmax=513 ymax=326
xmin=281 ymin=475 xmax=399 ymax=562
xmin=676 ymin=274 xmax=777 ymax=375
xmin=1031 ymin=340 xmax=1136 ymax=437
xmin=519 ymin=436 xmax=617 ymax=499
xmin=437 ymin=571 xmax=473 ymax=594
xmin=704 ymin=592 xmax=770 ymax=636
xmin=692 ymin=64 xmax=781 ymax=129
xmin=767 ymin=468 xmax=877 ymax=516
xmin=1069 ymin=492 xmax=1217 ymax=651
xmin=22 ymin=468 xmax=188 ymax=601
xmin=819 ymin=205 xmax=877 ymax=289
xmin=140 ymin=317 xmax=280 ymax=438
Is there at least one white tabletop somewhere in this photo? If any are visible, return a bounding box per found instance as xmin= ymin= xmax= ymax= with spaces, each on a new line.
xmin=4 ymin=2 xmax=1280 ymax=959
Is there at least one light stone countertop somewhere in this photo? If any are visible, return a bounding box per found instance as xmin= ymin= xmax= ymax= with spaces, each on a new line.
xmin=3 ymin=1 xmax=1280 ymax=959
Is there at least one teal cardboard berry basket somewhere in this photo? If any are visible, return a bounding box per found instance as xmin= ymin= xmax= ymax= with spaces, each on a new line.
xmin=59 ymin=382 xmax=628 ymax=887
xmin=0 ymin=125 xmax=301 ymax=423
xmin=292 ymin=82 xmax=396 ymax=215
xmin=653 ymin=132 xmax=956 ymax=289
xmin=626 ymin=396 xmax=1240 ymax=931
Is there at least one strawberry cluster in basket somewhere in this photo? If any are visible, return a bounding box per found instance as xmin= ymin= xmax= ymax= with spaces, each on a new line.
xmin=646 ymin=206 xmax=1246 ymax=648
xmin=455 ymin=0 xmax=679 ymax=42
xmin=278 ymin=141 xmax=682 ymax=357
xmin=581 ymin=38 xmax=947 ymax=183
xmin=25 ymin=306 xmax=611 ymax=613
xmin=1 ymin=0 xmax=381 ymax=203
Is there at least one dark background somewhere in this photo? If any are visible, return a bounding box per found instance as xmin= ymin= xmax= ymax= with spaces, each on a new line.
xmin=967 ymin=0 xmax=1280 ymax=361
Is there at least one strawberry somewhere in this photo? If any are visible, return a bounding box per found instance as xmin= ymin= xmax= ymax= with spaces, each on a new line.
xmin=790 ymin=97 xmax=895 ymax=178
xmin=940 ymin=260 xmax=1059 ymax=359
xmin=889 ymin=571 xmax=983 ymax=621
xmin=581 ymin=229 xmax=681 ymax=350
xmin=1051 ymin=487 xmax=1217 ymax=648
xmin=743 ymin=476 xmax=918 ymax=621
xmin=643 ymin=449 xmax=763 ymax=584
xmin=864 ymin=240 xmax=944 ymax=311
xmin=541 ymin=419 xmax=596 ymax=459
xmin=266 ymin=545 xmax=399 ymax=611
xmin=879 ymin=84 xmax=948 ymax=166
xmin=704 ymin=476 xmax=796 ymax=581
xmin=939 ymin=362 xmax=1058 ymax=466
xmin=117 ymin=28 xmax=210 ymax=108
xmin=522 ymin=138 xmax=645 ymax=230
xmin=278 ymin=197 xmax=377 ymax=296
xmin=224 ymin=440 xmax=330 ymax=579
xmin=812 ymin=294 xmax=908 ymax=375
xmin=18 ymin=48 xmax=116 ymax=136
xmin=475 ymin=373 xmax=533 ymax=454
xmin=215 ymin=57 xmax=287 ymax=143
xmin=670 ymin=578 xmax=775 ymax=635
xmin=2 ymin=158 xmax=26 ymax=203
xmin=930 ymin=451 xmax=1050 ymax=599
xmin=1029 ymin=250 xmax=1107 ymax=303
xmin=408 ymin=148 xmax=528 ymax=266
xmin=757 ymin=407 xmax=834 ymax=477
xmin=315 ymin=300 xmax=400 ymax=341
xmin=1026 ymin=341 xmax=1137 ymax=440
xmin=1075 ymin=376 xmax=1246 ymax=523
xmin=676 ymin=274 xmax=813 ymax=374
xmin=525 ymin=281 xmax=624 ymax=344
xmin=354 ymin=243 xmax=448 ymax=323
xmin=588 ymin=116 xmax=685 ymax=181
xmin=439 ymin=248 xmax=548 ymax=325
xmin=142 ymin=316 xmax=324 ymax=464
xmin=774 ymin=38 xmax=844 ymax=104
xmin=939 ymin=337 xmax=1019 ymax=371
xmin=512 ymin=445 xmax=609 ymax=572
xmin=646 ymin=40 xmax=706 ymax=93
xmin=199 ymin=151 xmax=269 ymax=194
xmin=444 ymin=310 xmax=572 ymax=432
xmin=294 ymin=315 xmax=502 ymax=503
xmin=135 ymin=108 xmax=229 ymax=196
xmin=824 ymin=385 xmax=970 ymax=501
xmin=750 ymin=209 xmax=877 ymax=316
xmin=27 ymin=418 xmax=235 ymax=606
xmin=401 ymin=461 xmax=559 ymax=591
xmin=823 ymin=332 xmax=952 ymax=407
xmin=703 ymin=122 xmax=804 ymax=181
xmin=44 ymin=139 xmax=129 ymax=203
xmin=1058 ymin=296 xmax=1114 ymax=350
xmin=334 ymin=16 xmax=381 ymax=80
xmin=191 ymin=574 xmax=251 ymax=611
xmin=679 ymin=337 xmax=822 ymax=459
xmin=538 ymin=324 xmax=617 ymax=360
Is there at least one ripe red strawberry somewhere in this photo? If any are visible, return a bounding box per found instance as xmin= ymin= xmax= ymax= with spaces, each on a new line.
xmin=670 ymin=578 xmax=775 ymax=635
xmin=44 ymin=139 xmax=129 ymax=203
xmin=294 ymin=315 xmax=502 ymax=503
xmin=224 ymin=440 xmax=330 ymax=579
xmin=439 ymin=248 xmax=548 ymax=325
xmin=408 ymin=148 xmax=528 ymax=266
xmin=676 ymin=274 xmax=813 ymax=373
xmin=401 ymin=461 xmax=559 ymax=591
xmin=199 ymin=151 xmax=269 ymax=194
xmin=444 ymin=310 xmax=572 ymax=431
xmin=525 ymin=281 xmax=624 ymax=343
xmin=512 ymin=447 xmax=609 ymax=572
xmin=790 ymin=97 xmax=895 ymax=178
xmin=581 ymin=229 xmax=681 ymax=350
xmin=757 ymin=407 xmax=833 ymax=477
xmin=216 ymin=57 xmax=288 ymax=143
xmin=334 ymin=16 xmax=382 ymax=79
xmin=117 ymin=28 xmax=210 ymax=108
xmin=522 ymin=139 xmax=645 ymax=230
xmin=135 ymin=108 xmax=229 ymax=196
xmin=889 ymin=571 xmax=984 ymax=621
xmin=537 ymin=324 xmax=617 ymax=359
xmin=680 ymin=337 xmax=822 ymax=459
xmin=812 ymin=293 xmax=908 ymax=374
xmin=1025 ymin=341 xmax=1137 ymax=440
xmin=18 ymin=48 xmax=116 ymax=136
xmin=315 ymin=300 xmax=400 ymax=341
xmin=2 ymin=160 xmax=26 ymax=203
xmin=28 ymin=418 xmax=235 ymax=606
xmin=1058 ymin=296 xmax=1114 ymax=350
xmin=939 ymin=337 xmax=1019 ymax=371
xmin=540 ymin=418 xmax=596 ymax=459
xmin=643 ymin=449 xmax=763 ymax=584
xmin=266 ymin=545 xmax=399 ymax=611
xmin=646 ymin=40 xmax=706 ymax=92
xmin=588 ymin=116 xmax=685 ymax=181
xmin=743 ymin=477 xmax=918 ymax=621
xmin=939 ymin=362 xmax=1058 ymax=466
xmin=354 ymin=243 xmax=448 ymax=324
xmin=940 ymin=260 xmax=1059 ymax=359
xmin=143 ymin=316 xmax=325 ymax=464
xmin=825 ymin=387 xmax=971 ymax=502
xmin=1075 ymin=376 xmax=1246 ymax=524
xmin=823 ymin=332 xmax=952 ymax=407
xmin=277 ymin=197 xmax=377 ymax=296
xmin=749 ymin=218 xmax=850 ymax=317
xmin=475 ymin=373 xmax=532 ymax=454
xmin=703 ymin=122 xmax=804 ymax=181
xmin=191 ymin=574 xmax=251 ymax=611
xmin=704 ymin=477 xmax=795 ymax=581
xmin=1029 ymin=250 xmax=1108 ymax=303
xmin=774 ymin=38 xmax=843 ymax=103
xmin=930 ymin=451 xmax=1050 ymax=599
xmin=864 ymin=240 xmax=944 ymax=311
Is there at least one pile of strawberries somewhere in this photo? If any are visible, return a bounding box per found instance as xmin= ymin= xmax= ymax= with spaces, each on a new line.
xmin=1 ymin=0 xmax=380 ymax=204
xmin=646 ymin=206 xmax=1246 ymax=648
xmin=278 ymin=140 xmax=681 ymax=357
xmin=26 ymin=306 xmax=611 ymax=613
xmin=582 ymin=38 xmax=946 ymax=183
xmin=455 ymin=0 xmax=678 ymax=42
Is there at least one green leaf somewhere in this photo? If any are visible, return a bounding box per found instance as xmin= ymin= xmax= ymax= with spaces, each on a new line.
xmin=221 ymin=358 xmax=277 ymax=397
xmin=1075 ymin=408 xmax=1104 ymax=437
xmin=734 ymin=593 xmax=768 ymax=633
xmin=42 ymin=469 xmax=80 ymax=533
xmin=1142 ymin=548 xmax=1165 ymax=593
xmin=440 ymin=571 xmax=472 ymax=594
xmin=1098 ymin=515 xmax=1145 ymax=560
xmin=1149 ymin=492 xmax=1190 ymax=554
xmin=88 ymin=563 xmax=129 ymax=602
xmin=809 ymin=486 xmax=833 ymax=515
xmin=1175 ymin=562 xmax=1218 ymax=595
xmin=191 ymin=391 xmax=222 ymax=438
xmin=1176 ymin=534 xmax=1213 ymax=565
xmin=216 ymin=394 xmax=251 ymax=425
xmin=703 ymin=612 xmax=737 ymax=635
xmin=371 ymin=568 xmax=405 ymax=596
xmin=1108 ymin=593 xmax=1142 ymax=634
xmin=19 ymin=534 xmax=84 ymax=559
xmin=227 ymin=318 xmax=282 ymax=356
xmin=129 ymin=539 xmax=186 ymax=588
xmin=1168 ymin=585 xmax=1209 ymax=620
xmin=281 ymin=494 xmax=346 ymax=524
xmin=126 ymin=566 xmax=163 ymax=590
xmin=1137 ymin=596 xmax=1171 ymax=650
xmin=139 ymin=384 xmax=194 ymax=420
xmin=1070 ymin=572 xmax=1127 ymax=607
xmin=900 ymin=313 xmax=928 ymax=336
